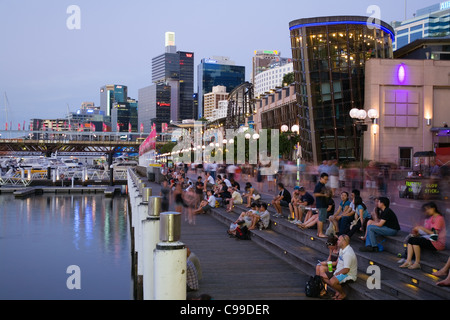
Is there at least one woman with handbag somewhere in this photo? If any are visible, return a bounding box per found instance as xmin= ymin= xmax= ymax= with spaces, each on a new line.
xmin=399 ymin=202 xmax=446 ymax=270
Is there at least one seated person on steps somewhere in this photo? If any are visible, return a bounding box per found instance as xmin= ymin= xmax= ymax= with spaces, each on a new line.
xmin=272 ymin=183 xmax=292 ymax=218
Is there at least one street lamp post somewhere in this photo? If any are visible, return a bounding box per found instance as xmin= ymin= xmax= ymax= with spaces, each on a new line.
xmin=350 ymin=108 xmax=379 ymax=189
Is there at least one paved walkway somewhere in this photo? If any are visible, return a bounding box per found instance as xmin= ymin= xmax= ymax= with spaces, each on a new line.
xmin=147 ymin=181 xmax=309 ymax=300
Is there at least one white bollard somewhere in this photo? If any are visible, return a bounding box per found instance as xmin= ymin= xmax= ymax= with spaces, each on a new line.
xmin=153 ymin=212 xmax=186 ymax=300
xmin=136 ymin=187 xmax=152 ymax=278
xmin=142 ymin=196 xmax=161 ymax=300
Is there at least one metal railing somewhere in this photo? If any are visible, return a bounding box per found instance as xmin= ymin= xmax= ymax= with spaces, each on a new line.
xmin=0 ymin=167 xmax=128 ymax=186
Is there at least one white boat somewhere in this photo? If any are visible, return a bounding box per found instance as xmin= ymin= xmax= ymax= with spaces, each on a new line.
xmin=16 ymin=156 xmax=49 ymax=172
xmin=61 ymin=158 xmax=82 ymax=168
xmin=113 ymin=161 xmax=138 ymax=172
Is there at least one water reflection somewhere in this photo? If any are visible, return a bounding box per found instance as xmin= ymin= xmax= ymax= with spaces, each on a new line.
xmin=0 ymin=194 xmax=132 ymax=300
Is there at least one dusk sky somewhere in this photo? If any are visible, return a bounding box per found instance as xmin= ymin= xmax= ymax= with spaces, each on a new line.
xmin=0 ymin=0 xmax=435 ymax=127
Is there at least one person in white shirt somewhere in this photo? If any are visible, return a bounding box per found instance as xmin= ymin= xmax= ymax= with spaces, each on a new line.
xmin=256 ymin=203 xmax=271 ymax=230
xmin=222 ymin=175 xmax=232 ymax=188
xmin=323 ymin=234 xmax=357 ymax=300
xmin=204 ymin=172 xmax=215 ymax=190
xmin=194 ymin=190 xmax=216 ymax=214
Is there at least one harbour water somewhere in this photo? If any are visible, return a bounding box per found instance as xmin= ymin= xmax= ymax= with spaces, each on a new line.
xmin=0 ymin=193 xmax=133 ymax=300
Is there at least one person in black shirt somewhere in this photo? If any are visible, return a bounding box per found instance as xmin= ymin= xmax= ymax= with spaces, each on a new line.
xmin=195 ymin=176 xmax=205 ymax=206
xmin=360 ymin=197 xmax=400 ymax=252
xmin=314 ymin=173 xmax=331 ymax=238
xmin=272 ymin=183 xmax=292 ymax=218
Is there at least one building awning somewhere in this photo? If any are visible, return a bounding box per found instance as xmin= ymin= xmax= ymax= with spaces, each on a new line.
xmin=413 ymin=151 xmax=436 ymax=157
xmin=431 ymin=127 xmax=450 ymax=137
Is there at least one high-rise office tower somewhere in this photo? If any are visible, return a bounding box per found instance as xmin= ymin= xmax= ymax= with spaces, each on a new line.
xmin=138 ymin=83 xmax=171 ymax=133
xmin=150 ymin=32 xmax=195 ymax=123
xmin=251 ymin=50 xmax=282 ymax=84
xmin=197 ymin=56 xmax=245 ymax=119
xmin=203 ymin=85 xmax=229 ymax=121
xmin=392 ymin=3 xmax=450 ymax=50
xmin=100 ymin=85 xmax=128 ymax=117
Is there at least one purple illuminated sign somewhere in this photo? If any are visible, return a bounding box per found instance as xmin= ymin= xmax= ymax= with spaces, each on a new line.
xmin=398 ymin=64 xmax=406 ymax=83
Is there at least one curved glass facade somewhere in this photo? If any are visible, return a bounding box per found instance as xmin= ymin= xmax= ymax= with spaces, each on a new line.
xmin=289 ymin=16 xmax=394 ymax=163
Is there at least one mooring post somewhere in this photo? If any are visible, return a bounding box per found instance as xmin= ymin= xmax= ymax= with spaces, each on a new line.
xmin=142 ymin=196 xmax=161 ymax=300
xmin=153 ymin=212 xmax=186 ymax=300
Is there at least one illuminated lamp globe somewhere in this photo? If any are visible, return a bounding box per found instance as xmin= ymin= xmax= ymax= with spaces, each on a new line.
xmin=281 ymin=125 xmax=289 ymax=133
xmin=291 ymin=125 xmax=300 ymax=133
xmin=368 ymin=109 xmax=379 ymax=120
xmin=349 ymin=108 xmax=360 ymax=119
xmin=357 ymin=110 xmax=367 ymax=120
xmin=245 ymin=133 xmax=251 ymax=140
xmin=253 ymin=133 xmax=260 ymax=140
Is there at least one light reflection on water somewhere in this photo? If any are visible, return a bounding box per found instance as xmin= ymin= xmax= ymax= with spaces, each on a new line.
xmin=0 ymin=193 xmax=132 ymax=300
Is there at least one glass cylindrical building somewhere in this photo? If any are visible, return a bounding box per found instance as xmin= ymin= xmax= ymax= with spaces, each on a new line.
xmin=289 ymin=16 xmax=394 ymax=164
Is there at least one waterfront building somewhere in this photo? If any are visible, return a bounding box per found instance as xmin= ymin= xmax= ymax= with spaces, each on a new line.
xmin=392 ymin=2 xmax=450 ymax=50
xmin=255 ymin=84 xmax=296 ymax=132
xmin=197 ymin=56 xmax=245 ymax=119
xmin=30 ymin=102 xmax=109 ymax=139
xmin=289 ymin=15 xmax=394 ymax=164
xmin=364 ymin=49 xmax=450 ymax=168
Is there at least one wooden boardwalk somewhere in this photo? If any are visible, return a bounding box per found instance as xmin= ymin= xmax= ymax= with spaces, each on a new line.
xmin=181 ymin=213 xmax=308 ymax=300
xmin=149 ymin=181 xmax=309 ymax=300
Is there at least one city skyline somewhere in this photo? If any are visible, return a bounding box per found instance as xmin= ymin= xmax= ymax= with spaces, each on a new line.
xmin=0 ymin=0 xmax=433 ymax=127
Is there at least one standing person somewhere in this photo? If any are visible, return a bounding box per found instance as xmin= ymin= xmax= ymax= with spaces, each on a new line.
xmin=174 ymin=176 xmax=185 ymax=214
xmin=328 ymin=160 xmax=339 ymax=197
xmin=365 ymin=161 xmax=378 ymax=199
xmin=338 ymin=165 xmax=346 ymax=192
xmin=322 ymin=235 xmax=358 ymax=300
xmin=184 ymin=187 xmax=198 ymax=225
xmin=314 ymin=173 xmax=330 ymax=238
xmin=256 ymin=162 xmax=263 ymax=193
xmin=160 ymin=179 xmax=170 ymax=212
xmin=209 ymin=161 xmax=218 ymax=180
xmin=360 ymin=197 xmax=400 ymax=252
xmin=399 ymin=202 xmax=446 ymax=270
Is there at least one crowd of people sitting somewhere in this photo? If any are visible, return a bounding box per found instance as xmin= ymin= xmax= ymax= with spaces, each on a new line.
xmin=160 ymin=163 xmax=449 ymax=294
